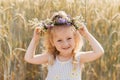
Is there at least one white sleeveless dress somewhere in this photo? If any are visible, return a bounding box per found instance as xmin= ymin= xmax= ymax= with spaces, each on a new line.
xmin=45 ymin=54 xmax=82 ymax=80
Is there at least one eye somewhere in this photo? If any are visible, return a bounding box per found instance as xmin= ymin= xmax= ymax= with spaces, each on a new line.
xmin=57 ymin=39 xmax=62 ymax=42
xmin=67 ymin=37 xmax=72 ymax=40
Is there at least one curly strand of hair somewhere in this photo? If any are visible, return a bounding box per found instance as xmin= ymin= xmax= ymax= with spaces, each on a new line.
xmin=72 ymin=51 xmax=78 ymax=71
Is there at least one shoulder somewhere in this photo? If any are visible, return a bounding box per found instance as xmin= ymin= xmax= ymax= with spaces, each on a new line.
xmin=75 ymin=51 xmax=90 ymax=63
xmin=75 ymin=52 xmax=84 ymax=63
xmin=75 ymin=52 xmax=84 ymax=59
xmin=75 ymin=51 xmax=91 ymax=63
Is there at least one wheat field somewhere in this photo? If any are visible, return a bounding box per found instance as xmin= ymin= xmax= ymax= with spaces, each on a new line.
xmin=0 ymin=0 xmax=120 ymax=80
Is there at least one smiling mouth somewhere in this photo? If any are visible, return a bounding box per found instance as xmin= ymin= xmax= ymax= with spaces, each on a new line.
xmin=62 ymin=47 xmax=70 ymax=50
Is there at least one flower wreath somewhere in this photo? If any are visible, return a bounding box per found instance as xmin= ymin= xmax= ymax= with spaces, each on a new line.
xmin=29 ymin=14 xmax=86 ymax=33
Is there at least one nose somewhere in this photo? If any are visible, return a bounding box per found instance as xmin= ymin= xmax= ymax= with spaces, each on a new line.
xmin=62 ymin=41 xmax=69 ymax=48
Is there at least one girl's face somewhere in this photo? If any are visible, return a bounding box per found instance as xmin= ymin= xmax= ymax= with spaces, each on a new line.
xmin=52 ymin=26 xmax=75 ymax=56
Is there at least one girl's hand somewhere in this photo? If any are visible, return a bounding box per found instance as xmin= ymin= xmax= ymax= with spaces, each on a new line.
xmin=33 ymin=27 xmax=41 ymax=41
xmin=78 ymin=23 xmax=89 ymax=37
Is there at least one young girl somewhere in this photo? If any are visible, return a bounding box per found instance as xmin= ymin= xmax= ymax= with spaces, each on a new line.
xmin=24 ymin=11 xmax=104 ymax=80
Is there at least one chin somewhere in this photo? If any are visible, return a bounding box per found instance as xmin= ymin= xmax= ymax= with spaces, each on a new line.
xmin=61 ymin=49 xmax=73 ymax=54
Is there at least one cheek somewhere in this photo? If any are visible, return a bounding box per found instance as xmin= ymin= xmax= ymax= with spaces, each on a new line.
xmin=72 ymin=40 xmax=75 ymax=47
xmin=54 ymin=42 xmax=61 ymax=48
xmin=72 ymin=38 xmax=75 ymax=47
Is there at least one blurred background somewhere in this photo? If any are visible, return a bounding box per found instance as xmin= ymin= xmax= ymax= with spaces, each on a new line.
xmin=0 ymin=0 xmax=120 ymax=80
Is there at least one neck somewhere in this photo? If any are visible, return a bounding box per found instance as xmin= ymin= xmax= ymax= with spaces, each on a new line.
xmin=57 ymin=53 xmax=73 ymax=61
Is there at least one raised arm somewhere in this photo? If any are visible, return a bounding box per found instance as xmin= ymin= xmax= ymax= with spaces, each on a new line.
xmin=24 ymin=27 xmax=49 ymax=64
xmin=78 ymin=24 xmax=104 ymax=64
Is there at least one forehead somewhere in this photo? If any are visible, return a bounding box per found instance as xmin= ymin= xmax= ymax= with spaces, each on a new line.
xmin=52 ymin=26 xmax=74 ymax=38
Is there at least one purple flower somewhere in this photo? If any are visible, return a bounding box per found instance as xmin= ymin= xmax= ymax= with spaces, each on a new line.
xmin=66 ymin=22 xmax=72 ymax=26
xmin=57 ymin=18 xmax=67 ymax=24
xmin=54 ymin=18 xmax=72 ymax=26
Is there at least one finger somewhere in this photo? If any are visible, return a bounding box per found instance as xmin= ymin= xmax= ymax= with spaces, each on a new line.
xmin=35 ymin=27 xmax=41 ymax=34
xmin=79 ymin=27 xmax=84 ymax=31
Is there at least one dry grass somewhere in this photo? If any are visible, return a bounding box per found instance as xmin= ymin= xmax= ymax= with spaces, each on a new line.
xmin=0 ymin=0 xmax=120 ymax=80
